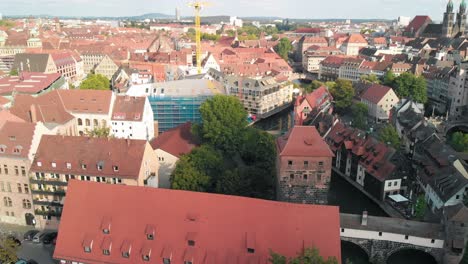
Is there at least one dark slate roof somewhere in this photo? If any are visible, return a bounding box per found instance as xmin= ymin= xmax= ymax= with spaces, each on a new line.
xmin=422 ymin=24 xmax=443 ymax=35
xmin=12 ymin=53 xmax=50 ymax=73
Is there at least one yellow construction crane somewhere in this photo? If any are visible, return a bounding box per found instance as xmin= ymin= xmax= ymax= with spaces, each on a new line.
xmin=188 ymin=1 xmax=212 ymax=74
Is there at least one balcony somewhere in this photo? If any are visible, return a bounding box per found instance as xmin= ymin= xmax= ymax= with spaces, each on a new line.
xmin=34 ymin=209 xmax=61 ymax=217
xmin=30 ymin=177 xmax=68 ymax=187
xmin=31 ymin=187 xmax=66 ymax=196
xmin=33 ymin=199 xmax=62 ymax=207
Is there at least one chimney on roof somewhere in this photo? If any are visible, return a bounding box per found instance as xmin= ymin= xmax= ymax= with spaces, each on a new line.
xmin=361 ymin=211 xmax=368 ymax=226
xmin=29 ymin=104 xmax=37 ymax=123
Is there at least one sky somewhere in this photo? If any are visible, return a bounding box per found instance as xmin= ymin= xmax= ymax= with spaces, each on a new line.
xmin=0 ymin=0 xmax=460 ymax=20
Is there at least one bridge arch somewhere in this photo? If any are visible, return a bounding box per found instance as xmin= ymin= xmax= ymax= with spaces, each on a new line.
xmin=445 ymin=123 xmax=468 ymax=136
xmin=340 ymin=238 xmax=371 ymax=260
xmin=385 ymin=247 xmax=438 ymax=264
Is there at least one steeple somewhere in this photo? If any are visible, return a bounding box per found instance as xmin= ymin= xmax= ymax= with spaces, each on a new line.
xmin=447 ymin=0 xmax=454 ymax=13
xmin=461 ymin=0 xmax=466 ymax=13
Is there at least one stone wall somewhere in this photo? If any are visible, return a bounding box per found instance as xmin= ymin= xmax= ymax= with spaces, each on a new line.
xmin=277 ymin=181 xmax=329 ymax=205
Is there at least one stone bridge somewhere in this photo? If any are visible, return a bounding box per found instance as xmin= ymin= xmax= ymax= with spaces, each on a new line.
xmin=339 ymin=213 xmax=456 ymax=264
xmin=444 ymin=120 xmax=468 ymax=135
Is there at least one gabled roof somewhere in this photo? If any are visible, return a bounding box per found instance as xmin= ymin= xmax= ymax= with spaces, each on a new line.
xmin=30 ymin=135 xmax=148 ymax=179
xmin=0 ymin=110 xmax=24 ymax=129
xmin=111 ymin=96 xmax=146 ymax=122
xmin=54 ymin=180 xmax=341 ymax=263
xmin=405 ymin=16 xmax=432 ymax=33
xmin=59 ymin=90 xmax=113 ymax=114
xmin=360 ymin=84 xmax=395 ymax=104
xmin=150 ymin=122 xmax=199 ymax=158
xmin=0 ymin=72 xmax=62 ymax=96
xmin=277 ymin=126 xmax=334 ymax=157
xmin=12 ymin=53 xmax=51 ymax=73
xmin=0 ymin=121 xmax=36 ymax=158
xmin=344 ymin=34 xmax=368 ymax=44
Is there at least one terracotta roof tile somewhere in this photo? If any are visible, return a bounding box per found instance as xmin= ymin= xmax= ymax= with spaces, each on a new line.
xmin=277 ymin=126 xmax=334 ymax=157
xmin=150 ymin=123 xmax=199 ymax=158
xmin=360 ymin=84 xmax=394 ymax=105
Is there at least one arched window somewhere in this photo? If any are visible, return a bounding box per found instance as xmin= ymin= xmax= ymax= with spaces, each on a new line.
xmin=93 ymin=119 xmax=98 ymax=127
xmin=22 ymin=199 xmax=31 ymax=209
xmin=3 ymin=197 xmax=12 ymax=207
xmin=78 ymin=118 xmax=83 ymax=126
xmin=101 ymin=120 xmax=107 ymax=127
xmin=85 ymin=119 xmax=91 ymax=126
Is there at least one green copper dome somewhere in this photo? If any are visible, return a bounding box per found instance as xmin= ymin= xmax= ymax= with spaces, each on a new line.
xmin=448 ymin=0 xmax=454 ymax=12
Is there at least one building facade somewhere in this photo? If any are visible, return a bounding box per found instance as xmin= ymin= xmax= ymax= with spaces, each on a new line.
xmin=29 ymin=136 xmax=159 ymax=229
xmin=360 ymin=84 xmax=400 ymax=122
xmin=276 ymin=126 xmax=334 ymax=205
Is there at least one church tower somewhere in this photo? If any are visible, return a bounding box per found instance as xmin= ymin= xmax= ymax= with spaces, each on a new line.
xmin=443 ymin=0 xmax=455 ymax=37
xmin=456 ymin=0 xmax=467 ymax=37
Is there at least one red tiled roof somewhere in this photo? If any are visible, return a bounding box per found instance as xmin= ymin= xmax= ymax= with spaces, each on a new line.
xmin=405 ymin=16 xmax=432 ymax=33
xmin=150 ymin=123 xmax=199 ymax=158
xmin=345 ymin=34 xmax=368 ymax=44
xmin=277 ymin=126 xmax=334 ymax=157
xmin=59 ymin=90 xmax=113 ymax=114
xmin=0 ymin=110 xmax=24 ymax=129
xmin=360 ymin=84 xmax=394 ymax=105
xmin=54 ymin=180 xmax=341 ymax=263
xmin=30 ymin=135 xmax=148 ymax=179
xmin=111 ymin=96 xmax=146 ymax=121
xmin=0 ymin=121 xmax=36 ymax=158
xmin=0 ymin=72 xmax=62 ymax=96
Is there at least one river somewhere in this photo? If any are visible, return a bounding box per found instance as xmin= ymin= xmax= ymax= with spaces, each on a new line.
xmin=256 ymin=108 xmax=439 ymax=264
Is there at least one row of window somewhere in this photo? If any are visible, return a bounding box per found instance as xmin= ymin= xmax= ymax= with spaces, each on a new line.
xmin=77 ymin=119 xmax=106 ymax=127
xmin=287 ymin=160 xmax=324 ymax=167
xmin=3 ymin=197 xmax=31 ymax=209
xmin=0 ymin=182 xmax=29 ymax=194
xmin=37 ymin=162 xmax=119 ymax=172
xmin=287 ymin=173 xmax=322 ymax=182
xmin=0 ymin=165 xmax=26 ymax=176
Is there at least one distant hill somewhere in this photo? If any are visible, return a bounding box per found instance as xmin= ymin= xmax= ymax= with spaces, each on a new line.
xmin=129 ymin=13 xmax=173 ymax=20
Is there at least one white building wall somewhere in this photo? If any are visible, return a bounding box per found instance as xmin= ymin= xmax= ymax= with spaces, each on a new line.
xmin=356 ymin=164 xmax=366 ymax=186
xmin=384 ymin=179 xmax=402 ymax=192
xmin=341 ymin=228 xmax=444 ymax=249
xmin=155 ymin=149 xmax=179 ymax=189
xmin=110 ymin=98 xmax=154 ymax=140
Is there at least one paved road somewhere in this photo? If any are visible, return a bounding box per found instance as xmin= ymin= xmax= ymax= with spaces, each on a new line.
xmin=17 ymin=241 xmax=58 ymax=264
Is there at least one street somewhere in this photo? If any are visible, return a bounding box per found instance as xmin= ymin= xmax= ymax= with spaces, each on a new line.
xmin=17 ymin=241 xmax=58 ymax=264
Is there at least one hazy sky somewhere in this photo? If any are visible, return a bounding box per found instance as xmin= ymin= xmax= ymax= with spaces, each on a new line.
xmin=0 ymin=0 xmax=459 ymax=20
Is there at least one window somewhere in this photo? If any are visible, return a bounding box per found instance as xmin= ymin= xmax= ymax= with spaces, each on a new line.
xmin=5 ymin=211 xmax=9 ymax=216
xmin=84 ymin=246 xmax=91 ymax=253
xmin=113 ymin=166 xmax=119 ymax=172
xmin=247 ymin=248 xmax=255 ymax=254
xmin=93 ymin=119 xmax=98 ymax=127
xmin=304 ymin=161 xmax=309 ymax=168
xmin=143 ymin=255 xmax=150 ymax=261
xmin=393 ymin=181 xmax=398 ymax=186
xmin=52 ymin=163 xmax=56 ymax=168
xmin=378 ymin=232 xmax=382 ymax=236
xmin=14 ymin=166 xmax=19 ymax=176
xmin=85 ymin=119 xmax=91 ymax=126
xmin=303 ymin=174 xmax=308 ymax=180
xmin=388 ymin=182 xmax=391 ymax=187
xmin=11 ymin=212 xmax=14 ymax=217
xmin=456 ymin=195 xmax=460 ymax=199
xmin=97 ymin=164 xmax=103 ymax=171
xmin=17 ymin=183 xmax=22 ymax=193
xmin=431 ymin=239 xmax=435 ymax=244
xmin=188 ymin=240 xmax=195 ymax=246
xmin=0 ymin=182 xmax=4 ymax=192
xmin=290 ymin=174 xmax=294 ymax=180
xmin=317 ymin=174 xmax=322 ymax=182
xmin=24 ymin=184 xmax=29 ymax=194
xmin=405 ymin=235 xmax=409 ymax=240
xmin=6 ymin=183 xmax=11 ymax=192
xmin=341 ymin=228 xmax=344 ymax=232
xmin=318 ymin=161 xmax=324 ymax=166
xmin=37 ymin=162 xmax=42 ymax=167
xmin=3 ymin=165 xmax=8 ymax=175
xmin=66 ymin=163 xmax=71 ymax=169
xmin=78 ymin=118 xmax=83 ymax=126
xmin=288 ymin=160 xmax=292 ymax=166
xmin=147 ymin=234 xmax=154 ymax=240
xmin=3 ymin=197 xmax=12 ymax=207
xmin=82 ymin=164 xmax=87 ymax=170
xmin=21 ymin=166 xmax=26 ymax=176
xmin=122 ymin=252 xmax=130 ymax=258
xmin=22 ymin=199 xmax=31 ymax=209
xmin=163 ymin=258 xmax=171 ymax=264
xmin=103 ymin=249 xmax=110 ymax=255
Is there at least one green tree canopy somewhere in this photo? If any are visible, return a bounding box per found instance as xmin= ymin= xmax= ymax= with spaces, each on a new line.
xmin=270 ymin=247 xmax=339 ymax=264
xmin=360 ymin=74 xmax=381 ymax=84
xmin=199 ymin=95 xmax=248 ymax=153
xmin=274 ymin=38 xmax=293 ymax=61
xmin=9 ymin=69 xmax=18 ymax=76
xmin=351 ymin=102 xmax=368 ymax=130
xmin=0 ymin=236 xmax=19 ymax=263
xmin=394 ymin=72 xmax=427 ymax=103
xmin=378 ymin=125 xmax=401 ymax=149
xmin=414 ymin=195 xmax=427 ymax=220
xmin=80 ymin=74 xmax=110 ymax=90
xmin=383 ymin=70 xmax=396 ymax=87
xmin=449 ymin=132 xmax=468 ymax=152
xmin=329 ymin=79 xmax=355 ymax=111
xmin=84 ymin=126 xmax=112 ymax=138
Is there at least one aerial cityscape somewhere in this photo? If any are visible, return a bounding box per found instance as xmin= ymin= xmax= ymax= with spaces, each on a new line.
xmin=0 ymin=0 xmax=467 ymax=263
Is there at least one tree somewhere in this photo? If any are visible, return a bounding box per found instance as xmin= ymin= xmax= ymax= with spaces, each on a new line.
xmin=351 ymin=103 xmax=368 ymax=130
xmin=360 ymin=74 xmax=380 ymax=84
xmin=394 ymin=72 xmax=427 ymax=103
xmin=270 ymin=247 xmax=339 ymax=264
xmin=449 ymin=132 xmax=468 ymax=152
xmin=383 ymin=70 xmax=396 ymax=87
xmin=329 ymin=79 xmax=355 ymax=111
xmin=199 ymin=95 xmax=248 ymax=153
xmin=303 ymin=80 xmax=325 ymax=93
xmin=170 ymin=155 xmax=211 ymax=192
xmin=414 ymin=195 xmax=427 ymax=220
xmin=9 ymin=69 xmax=18 ymax=76
xmin=0 ymin=236 xmax=19 ymax=263
xmin=80 ymin=74 xmax=110 ymax=90
xmin=215 ymin=169 xmax=251 ymax=196
xmin=84 ymin=126 xmax=111 ymax=138
xmin=274 ymin=38 xmax=293 ymax=61
xmin=378 ymin=125 xmax=401 ymax=149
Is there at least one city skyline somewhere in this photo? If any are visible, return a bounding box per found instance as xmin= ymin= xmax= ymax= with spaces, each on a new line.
xmin=0 ymin=0 xmax=461 ymax=20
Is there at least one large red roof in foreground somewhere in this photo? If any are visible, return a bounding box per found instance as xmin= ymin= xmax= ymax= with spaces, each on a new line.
xmin=54 ymin=181 xmax=341 ymax=264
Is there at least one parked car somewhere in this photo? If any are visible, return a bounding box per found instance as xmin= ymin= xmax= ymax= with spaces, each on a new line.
xmin=23 ymin=230 xmax=40 ymax=241
xmin=32 ymin=231 xmax=46 ymax=243
xmin=42 ymin=232 xmax=57 ymax=244
xmin=7 ymin=235 xmax=21 ymax=246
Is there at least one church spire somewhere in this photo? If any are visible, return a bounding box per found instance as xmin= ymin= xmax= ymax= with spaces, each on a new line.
xmin=447 ymin=0 xmax=454 ymax=13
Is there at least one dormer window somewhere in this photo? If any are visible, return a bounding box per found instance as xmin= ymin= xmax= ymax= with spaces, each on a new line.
xmin=101 ymin=217 xmax=111 ymax=234
xmin=37 ymin=161 xmax=42 ymax=167
xmin=101 ymin=237 xmax=112 ymax=256
xmin=98 ymin=165 xmax=103 ymax=171
xmin=121 ymin=240 xmax=131 ymax=258
xmin=66 ymin=163 xmax=71 ymax=169
xmin=103 ymin=249 xmax=110 ymax=255
xmin=0 ymin=145 xmax=6 ymax=153
xmin=13 ymin=146 xmax=22 ymax=154
xmin=134 ymin=113 xmax=141 ymax=120
xmin=145 ymin=224 xmax=155 ymax=240
xmin=113 ymin=166 xmax=119 ymax=172
xmin=163 ymin=259 xmax=171 ymax=264
xmin=52 ymin=162 xmax=57 ymax=168
xmin=141 ymin=246 xmax=152 ymax=262
xmin=9 ymin=136 xmax=16 ymax=141
xmin=83 ymin=237 xmax=93 ymax=253
xmin=84 ymin=246 xmax=92 ymax=253
xmin=82 ymin=164 xmax=87 ymax=170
